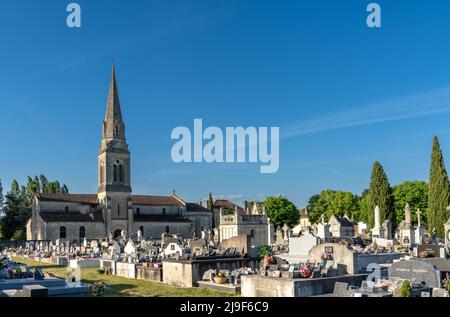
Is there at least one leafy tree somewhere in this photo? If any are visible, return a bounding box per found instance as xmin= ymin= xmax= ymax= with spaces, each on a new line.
xmin=392 ymin=181 xmax=428 ymax=225
xmin=263 ymin=196 xmax=299 ymax=229
xmin=398 ymin=280 xmax=413 ymax=297
xmin=1 ymin=182 xmax=30 ymax=240
xmin=355 ymin=189 xmax=370 ymax=223
xmin=307 ymin=190 xmax=361 ymax=223
xmin=0 ymin=175 xmax=69 ymax=240
xmin=367 ymin=161 xmax=395 ymax=229
xmin=428 ymin=136 xmax=450 ymax=238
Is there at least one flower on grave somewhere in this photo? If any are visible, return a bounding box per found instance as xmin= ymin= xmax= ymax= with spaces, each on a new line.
xmin=89 ymin=281 xmax=109 ymax=297
xmin=300 ymin=266 xmax=312 ymax=278
xmin=443 ymin=273 xmax=450 ymax=292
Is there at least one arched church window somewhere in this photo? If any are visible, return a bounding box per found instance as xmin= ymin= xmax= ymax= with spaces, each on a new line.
xmin=60 ymin=226 xmax=66 ymax=239
xmin=162 ymin=208 xmax=166 ymax=215
xmin=165 ymin=226 xmax=170 ymax=233
xmin=119 ymin=165 xmax=123 ymax=182
xmin=65 ymin=206 xmax=69 ymax=213
xmin=140 ymin=226 xmax=144 ymax=237
xmin=118 ymin=204 xmax=120 ymax=216
xmin=79 ymin=226 xmax=85 ymax=240
xmin=114 ymin=164 xmax=118 ymax=182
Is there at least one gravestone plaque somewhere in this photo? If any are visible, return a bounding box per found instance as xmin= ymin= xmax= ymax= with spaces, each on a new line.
xmin=389 ymin=260 xmax=440 ymax=288
xmin=417 ymin=245 xmax=441 ymax=257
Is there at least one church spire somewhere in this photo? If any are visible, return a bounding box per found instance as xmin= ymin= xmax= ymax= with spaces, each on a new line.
xmin=103 ymin=64 xmax=125 ymax=140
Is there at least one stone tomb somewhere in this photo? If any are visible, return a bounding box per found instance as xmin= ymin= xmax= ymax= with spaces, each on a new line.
xmin=389 ymin=260 xmax=440 ymax=288
xmin=115 ymin=262 xmax=138 ymax=279
xmin=99 ymin=259 xmax=117 ymax=275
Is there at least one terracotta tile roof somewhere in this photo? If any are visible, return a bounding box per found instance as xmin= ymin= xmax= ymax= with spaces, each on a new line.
xmin=186 ymin=203 xmax=211 ymax=212
xmin=39 ymin=211 xmax=104 ymax=223
xmin=132 ymin=195 xmax=184 ymax=206
xmin=36 ymin=193 xmax=98 ymax=204
xmin=133 ymin=215 xmax=191 ymax=223
xmin=213 ymin=199 xmax=244 ymax=212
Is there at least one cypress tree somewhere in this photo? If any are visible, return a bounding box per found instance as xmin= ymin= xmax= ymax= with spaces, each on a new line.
xmin=208 ymin=193 xmax=215 ymax=228
xmin=428 ymin=136 xmax=450 ymax=238
xmin=367 ymin=161 xmax=395 ymax=229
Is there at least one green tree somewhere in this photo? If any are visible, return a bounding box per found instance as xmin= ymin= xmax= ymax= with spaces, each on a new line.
xmin=306 ymin=190 xmax=361 ymax=223
xmin=0 ymin=175 xmax=69 ymax=240
xmin=1 ymin=181 xmax=30 ymax=240
xmin=263 ymin=196 xmax=299 ymax=229
xmin=367 ymin=161 xmax=395 ymax=229
xmin=397 ymin=280 xmax=413 ymax=297
xmin=355 ymin=189 xmax=370 ymax=223
xmin=392 ymin=181 xmax=428 ymax=225
xmin=428 ymin=136 xmax=450 ymax=237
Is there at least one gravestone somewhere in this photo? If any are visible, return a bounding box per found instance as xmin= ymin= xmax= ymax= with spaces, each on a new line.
xmin=417 ymin=245 xmax=441 ymax=258
xmin=333 ymin=282 xmax=349 ymax=296
xmin=389 ymin=260 xmax=440 ymax=288
xmin=432 ymin=288 xmax=449 ymax=297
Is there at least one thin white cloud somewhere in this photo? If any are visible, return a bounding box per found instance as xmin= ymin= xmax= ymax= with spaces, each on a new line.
xmin=283 ymin=86 xmax=450 ymax=139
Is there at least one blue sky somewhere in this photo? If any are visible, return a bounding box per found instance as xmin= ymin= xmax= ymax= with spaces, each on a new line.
xmin=2 ymin=0 xmax=450 ymax=208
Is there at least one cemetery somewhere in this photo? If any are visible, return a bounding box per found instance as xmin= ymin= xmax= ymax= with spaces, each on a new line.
xmin=1 ymin=200 xmax=450 ymax=298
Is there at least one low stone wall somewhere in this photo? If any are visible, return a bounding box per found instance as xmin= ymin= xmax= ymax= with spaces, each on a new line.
xmin=163 ymin=257 xmax=258 ymax=288
xmin=136 ymin=266 xmax=163 ymax=282
xmin=241 ymin=274 xmax=369 ymax=297
xmin=69 ymin=259 xmax=100 ymax=269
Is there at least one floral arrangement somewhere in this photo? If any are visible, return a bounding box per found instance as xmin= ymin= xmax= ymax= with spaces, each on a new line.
xmin=88 ymin=281 xmax=109 ymax=297
xmin=443 ymin=273 xmax=450 ymax=293
xmin=300 ymin=266 xmax=312 ymax=278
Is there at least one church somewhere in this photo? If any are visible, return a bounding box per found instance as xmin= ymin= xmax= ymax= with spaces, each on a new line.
xmin=26 ymin=66 xmax=212 ymax=242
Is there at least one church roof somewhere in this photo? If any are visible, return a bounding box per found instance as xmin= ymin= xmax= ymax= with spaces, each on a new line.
xmin=36 ymin=193 xmax=98 ymax=205
xmin=132 ymin=195 xmax=184 ymax=206
xmin=39 ymin=210 xmax=104 ymax=223
xmin=186 ymin=202 xmax=211 ymax=212
xmin=134 ymin=215 xmax=191 ymax=223
xmin=103 ymin=64 xmax=124 ymax=140
xmin=213 ymin=199 xmax=244 ymax=212
xmin=36 ymin=193 xmax=187 ymax=207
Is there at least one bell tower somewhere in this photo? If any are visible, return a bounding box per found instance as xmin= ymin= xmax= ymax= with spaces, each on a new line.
xmin=98 ymin=65 xmax=133 ymax=237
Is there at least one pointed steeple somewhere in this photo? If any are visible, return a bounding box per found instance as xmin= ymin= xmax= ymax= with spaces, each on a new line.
xmin=103 ymin=64 xmax=125 ymax=140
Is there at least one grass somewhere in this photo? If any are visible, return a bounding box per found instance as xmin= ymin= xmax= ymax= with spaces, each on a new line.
xmin=12 ymin=257 xmax=236 ymax=297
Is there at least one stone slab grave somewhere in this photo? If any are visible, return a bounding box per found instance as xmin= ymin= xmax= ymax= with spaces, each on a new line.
xmin=432 ymin=288 xmax=449 ymax=297
xmin=100 ymin=259 xmax=117 ymax=275
xmin=136 ymin=266 xmax=163 ymax=282
xmin=333 ymin=282 xmax=349 ymax=296
xmin=116 ymin=262 xmax=138 ymax=279
xmin=198 ymin=281 xmax=241 ymax=294
xmin=3 ymin=285 xmax=48 ymax=297
xmin=69 ymin=259 xmax=100 ymax=269
xmin=0 ymin=277 xmax=65 ymax=292
xmin=389 ymin=260 xmax=440 ymax=288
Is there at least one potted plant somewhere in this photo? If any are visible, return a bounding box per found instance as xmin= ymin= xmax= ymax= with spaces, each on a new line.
xmin=214 ymin=271 xmax=228 ymax=284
